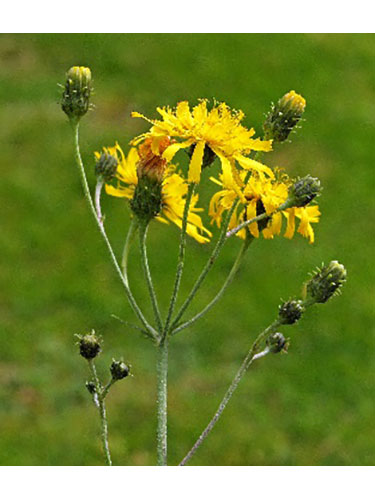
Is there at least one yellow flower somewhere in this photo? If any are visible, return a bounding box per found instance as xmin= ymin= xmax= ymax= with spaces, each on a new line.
xmin=99 ymin=143 xmax=212 ymax=244
xmin=209 ymin=170 xmax=320 ymax=244
xmin=131 ymin=100 xmax=273 ymax=185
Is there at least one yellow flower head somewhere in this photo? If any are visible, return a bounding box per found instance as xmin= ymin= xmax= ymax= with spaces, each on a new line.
xmin=99 ymin=142 xmax=212 ymax=244
xmin=209 ymin=169 xmax=320 ymax=244
xmin=131 ymin=100 xmax=273 ymax=185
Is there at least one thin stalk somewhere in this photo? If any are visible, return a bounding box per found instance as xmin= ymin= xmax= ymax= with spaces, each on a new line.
xmin=71 ymin=123 xmax=157 ymax=341
xmin=163 ymin=183 xmax=195 ymax=338
xmin=170 ymin=151 xmax=271 ymax=329
xmin=172 ymin=237 xmax=253 ymax=336
xmin=121 ymin=218 xmax=138 ymax=281
xmin=226 ymin=200 xmax=291 ymax=239
xmin=179 ymin=319 xmax=280 ymax=466
xmin=170 ymin=203 xmax=237 ymax=331
xmin=88 ymin=359 xmax=112 ymax=466
xmin=139 ymin=222 xmax=163 ymax=333
xmin=95 ymin=177 xmax=104 ymax=228
xmin=156 ymin=338 xmax=169 ymax=465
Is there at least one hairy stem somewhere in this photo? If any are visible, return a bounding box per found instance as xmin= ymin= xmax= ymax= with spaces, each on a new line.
xmin=88 ymin=360 xmax=112 ymax=466
xmin=139 ymin=222 xmax=163 ymax=333
xmin=172 ymin=237 xmax=253 ymax=336
xmin=71 ymin=123 xmax=157 ymax=340
xmin=163 ymin=183 xmax=195 ymax=338
xmin=156 ymin=338 xmax=169 ymax=465
xmin=179 ymin=320 xmax=280 ymax=466
xmin=226 ymin=200 xmax=291 ymax=239
xmin=94 ymin=178 xmax=104 ymax=228
xmin=121 ymin=218 xmax=138 ymax=281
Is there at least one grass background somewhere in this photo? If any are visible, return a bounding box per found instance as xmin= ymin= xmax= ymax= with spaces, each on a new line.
xmin=0 ymin=33 xmax=374 ymax=466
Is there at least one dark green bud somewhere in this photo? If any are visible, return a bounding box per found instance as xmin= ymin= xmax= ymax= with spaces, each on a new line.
xmin=78 ymin=331 xmax=101 ymax=360
xmin=130 ymin=176 xmax=163 ymax=222
xmin=86 ymin=381 xmax=96 ymax=394
xmin=95 ymin=152 xmax=118 ymax=182
xmin=61 ymin=66 xmax=92 ymax=122
xmin=279 ymin=299 xmax=304 ymax=325
xmin=110 ymin=360 xmax=130 ymax=380
xmin=263 ymin=90 xmax=306 ymax=143
xmin=267 ymin=332 xmax=288 ymax=354
xmin=306 ymin=261 xmax=347 ymax=304
xmin=288 ymin=175 xmax=322 ymax=208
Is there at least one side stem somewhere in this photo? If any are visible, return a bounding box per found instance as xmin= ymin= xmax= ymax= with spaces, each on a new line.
xmin=139 ymin=222 xmax=163 ymax=333
xmin=179 ymin=319 xmax=280 ymax=466
xmin=71 ymin=123 xmax=157 ymax=340
xmin=163 ymin=183 xmax=195 ymax=338
xmin=170 ymin=202 xmax=237 ymax=331
xmin=172 ymin=237 xmax=253 ymax=336
xmin=121 ymin=218 xmax=138 ymax=281
xmin=88 ymin=359 xmax=112 ymax=466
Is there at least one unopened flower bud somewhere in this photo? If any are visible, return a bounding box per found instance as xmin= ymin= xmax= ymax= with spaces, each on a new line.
xmin=61 ymin=66 xmax=92 ymax=121
xmin=263 ymin=90 xmax=306 ymax=143
xmin=110 ymin=360 xmax=130 ymax=380
xmin=288 ymin=175 xmax=321 ymax=208
xmin=306 ymin=261 xmax=347 ymax=304
xmin=130 ymin=138 xmax=171 ymax=222
xmin=86 ymin=381 xmax=96 ymax=394
xmin=95 ymin=152 xmax=118 ymax=182
xmin=78 ymin=331 xmax=101 ymax=360
xmin=267 ymin=332 xmax=288 ymax=354
xmin=279 ymin=299 xmax=304 ymax=325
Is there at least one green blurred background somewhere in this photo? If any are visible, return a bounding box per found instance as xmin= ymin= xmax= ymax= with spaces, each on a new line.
xmin=0 ymin=34 xmax=374 ymax=466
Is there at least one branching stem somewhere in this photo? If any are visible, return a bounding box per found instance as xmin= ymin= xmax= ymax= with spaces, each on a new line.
xmin=163 ymin=183 xmax=195 ymax=339
xmin=172 ymin=237 xmax=253 ymax=335
xmin=179 ymin=319 xmax=281 ymax=466
xmin=139 ymin=222 xmax=163 ymax=333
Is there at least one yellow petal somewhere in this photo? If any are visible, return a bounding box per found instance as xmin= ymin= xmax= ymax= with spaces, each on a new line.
xmin=188 ymin=141 xmax=205 ymax=184
xmin=176 ymin=101 xmax=193 ymax=128
xmin=162 ymin=140 xmax=194 ymax=162
xmin=283 ymin=208 xmax=296 ymax=239
xmin=235 ymin=154 xmax=275 ymax=179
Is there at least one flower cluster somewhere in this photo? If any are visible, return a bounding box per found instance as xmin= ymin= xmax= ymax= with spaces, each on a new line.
xmin=95 ymin=95 xmax=320 ymax=245
xmin=209 ymin=169 xmax=321 ymax=243
xmin=99 ymin=141 xmax=212 ymax=243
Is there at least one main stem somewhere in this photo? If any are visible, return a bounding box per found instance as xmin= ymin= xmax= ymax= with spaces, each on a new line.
xmin=179 ymin=319 xmax=280 ymax=466
xmin=72 ymin=122 xmax=157 ymax=340
xmin=88 ymin=360 xmax=112 ymax=466
xmin=156 ymin=338 xmax=169 ymax=465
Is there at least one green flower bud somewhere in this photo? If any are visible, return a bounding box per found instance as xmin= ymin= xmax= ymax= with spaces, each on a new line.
xmin=267 ymin=332 xmax=288 ymax=354
xmin=110 ymin=360 xmax=130 ymax=380
xmin=279 ymin=299 xmax=305 ymax=325
xmin=288 ymin=175 xmax=322 ymax=208
xmin=78 ymin=331 xmax=101 ymax=360
xmin=61 ymin=66 xmax=92 ymax=122
xmin=306 ymin=261 xmax=347 ymax=304
xmin=263 ymin=90 xmax=306 ymax=143
xmin=95 ymin=152 xmax=118 ymax=182
xmin=86 ymin=381 xmax=97 ymax=394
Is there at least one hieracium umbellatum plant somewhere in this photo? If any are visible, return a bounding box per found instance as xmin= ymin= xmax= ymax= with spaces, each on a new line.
xmin=61 ymin=66 xmax=347 ymax=466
